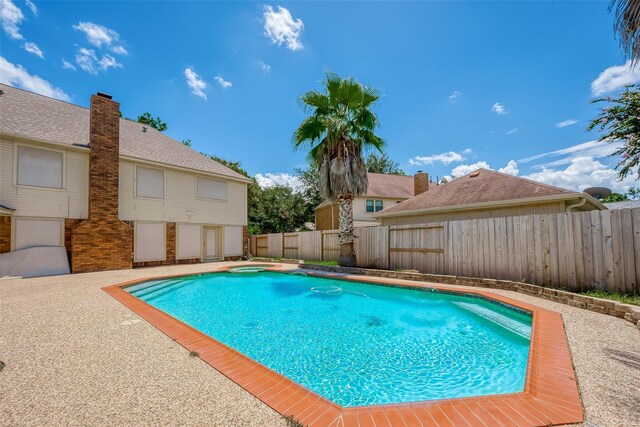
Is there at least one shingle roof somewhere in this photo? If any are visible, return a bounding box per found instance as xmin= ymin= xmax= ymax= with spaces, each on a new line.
xmin=376 ymin=168 xmax=579 ymax=216
xmin=366 ymin=173 xmax=417 ymax=198
xmin=0 ymin=84 xmax=248 ymax=181
xmin=603 ymin=200 xmax=640 ymax=210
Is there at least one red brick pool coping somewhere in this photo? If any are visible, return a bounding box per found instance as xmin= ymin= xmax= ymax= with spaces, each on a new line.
xmin=102 ymin=264 xmax=583 ymax=427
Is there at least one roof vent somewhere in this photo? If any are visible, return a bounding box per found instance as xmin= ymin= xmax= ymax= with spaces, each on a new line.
xmin=96 ymin=92 xmax=112 ymax=100
xmin=469 ymin=171 xmax=480 ymax=178
xmin=142 ymin=126 xmax=147 ymax=133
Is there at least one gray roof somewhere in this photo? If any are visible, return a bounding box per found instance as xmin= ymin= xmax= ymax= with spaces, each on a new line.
xmin=603 ymin=200 xmax=640 ymax=210
xmin=0 ymin=84 xmax=248 ymax=182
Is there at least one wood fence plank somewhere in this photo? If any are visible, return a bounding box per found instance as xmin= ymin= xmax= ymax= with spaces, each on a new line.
xmin=609 ymin=209 xmax=626 ymax=293
xmin=601 ymin=210 xmax=616 ymax=291
xmin=620 ymin=209 xmax=636 ymax=294
xmin=632 ymin=209 xmax=640 ymax=294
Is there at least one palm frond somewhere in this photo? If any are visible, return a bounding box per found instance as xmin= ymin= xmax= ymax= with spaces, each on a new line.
xmin=611 ymin=0 xmax=640 ymax=65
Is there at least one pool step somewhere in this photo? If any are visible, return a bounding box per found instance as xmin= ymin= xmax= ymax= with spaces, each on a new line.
xmin=452 ymin=301 xmax=531 ymax=339
xmin=136 ymin=279 xmax=195 ymax=301
xmin=129 ymin=279 xmax=185 ymax=298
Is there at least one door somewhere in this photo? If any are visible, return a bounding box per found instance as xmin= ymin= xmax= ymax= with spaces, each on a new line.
xmin=203 ymin=227 xmax=219 ymax=261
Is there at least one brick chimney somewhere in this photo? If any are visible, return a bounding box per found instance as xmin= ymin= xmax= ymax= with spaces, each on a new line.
xmin=70 ymin=92 xmax=132 ymax=273
xmin=414 ymin=171 xmax=429 ymax=196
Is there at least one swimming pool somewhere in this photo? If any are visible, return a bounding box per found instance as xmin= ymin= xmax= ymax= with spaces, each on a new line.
xmin=126 ymin=271 xmax=531 ymax=407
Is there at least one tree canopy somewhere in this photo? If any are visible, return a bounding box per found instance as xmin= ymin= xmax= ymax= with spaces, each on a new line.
xmin=365 ymin=153 xmax=406 ymax=175
xmin=137 ymin=112 xmax=168 ymax=132
xmin=610 ymin=0 xmax=640 ymax=64
xmin=588 ymin=85 xmax=640 ymax=180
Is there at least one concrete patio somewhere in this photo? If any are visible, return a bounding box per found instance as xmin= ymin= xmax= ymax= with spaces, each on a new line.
xmin=1 ymin=261 xmax=639 ymax=427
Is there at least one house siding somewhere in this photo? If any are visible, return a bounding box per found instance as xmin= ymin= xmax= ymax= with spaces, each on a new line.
xmin=118 ymin=160 xmax=247 ymax=226
xmin=0 ymin=139 xmax=89 ymax=219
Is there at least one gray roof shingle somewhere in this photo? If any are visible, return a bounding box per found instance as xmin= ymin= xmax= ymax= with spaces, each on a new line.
xmin=0 ymin=84 xmax=248 ymax=181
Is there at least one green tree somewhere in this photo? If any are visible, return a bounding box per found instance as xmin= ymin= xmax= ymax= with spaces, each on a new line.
xmin=181 ymin=139 xmax=192 ymax=147
xmin=602 ymin=192 xmax=629 ymax=202
xmin=588 ymin=85 xmax=640 ymax=180
xmin=365 ymin=153 xmax=406 ymax=175
xmin=137 ymin=112 xmax=168 ymax=132
xmin=295 ymin=165 xmax=323 ymax=213
xmin=629 ymin=187 xmax=640 ymax=199
xmin=293 ymin=73 xmax=384 ymax=266
xmin=249 ymin=185 xmax=312 ymax=234
xmin=610 ymin=0 xmax=640 ymax=64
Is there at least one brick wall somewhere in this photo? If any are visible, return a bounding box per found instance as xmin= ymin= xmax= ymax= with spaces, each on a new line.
xmin=0 ymin=216 xmax=10 ymax=253
xmin=71 ymin=93 xmax=133 ymax=273
xmin=315 ymin=203 xmax=338 ymax=231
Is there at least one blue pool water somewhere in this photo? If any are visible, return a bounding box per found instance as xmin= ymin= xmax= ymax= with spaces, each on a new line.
xmin=128 ymin=271 xmax=531 ymax=407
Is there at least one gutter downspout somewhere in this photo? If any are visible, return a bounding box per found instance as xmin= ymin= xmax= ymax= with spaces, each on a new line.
xmin=566 ymin=196 xmax=588 ymax=212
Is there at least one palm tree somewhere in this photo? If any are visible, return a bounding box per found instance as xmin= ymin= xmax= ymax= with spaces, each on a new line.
xmin=293 ymin=73 xmax=384 ymax=267
xmin=611 ymin=0 xmax=640 ymax=64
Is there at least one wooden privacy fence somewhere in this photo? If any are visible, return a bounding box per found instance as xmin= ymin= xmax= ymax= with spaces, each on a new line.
xmin=249 ymin=207 xmax=640 ymax=293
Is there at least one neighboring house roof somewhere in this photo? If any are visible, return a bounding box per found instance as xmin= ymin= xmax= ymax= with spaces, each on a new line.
xmin=315 ymin=173 xmax=433 ymax=209
xmin=376 ymin=168 xmax=604 ymax=218
xmin=366 ymin=173 xmax=416 ymax=198
xmin=604 ymin=200 xmax=640 ymax=210
xmin=0 ymin=84 xmax=249 ymax=182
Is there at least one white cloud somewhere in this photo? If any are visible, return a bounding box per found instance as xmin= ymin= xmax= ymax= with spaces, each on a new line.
xmin=0 ymin=56 xmax=70 ymax=101
xmin=492 ymin=102 xmax=508 ymax=115
xmin=519 ymin=140 xmax=621 ymax=169
xmin=184 ymin=67 xmax=207 ymax=99
xmin=505 ymin=126 xmax=524 ymax=135
xmin=73 ymin=22 xmax=127 ymax=54
xmin=61 ymin=59 xmax=76 ymax=71
xmin=448 ymin=90 xmax=462 ymax=100
xmin=24 ymin=0 xmax=36 ymax=15
xmin=409 ymin=149 xmax=470 ymax=166
xmin=259 ymin=61 xmax=271 ymax=73
xmin=591 ymin=60 xmax=640 ymax=96
xmin=523 ymin=156 xmax=636 ymax=193
xmin=450 ymin=161 xmax=492 ymax=178
xmin=23 ymin=41 xmax=43 ymax=58
xmin=255 ymin=172 xmax=302 ymax=190
xmin=75 ymin=48 xmax=121 ymax=74
xmin=214 ymin=75 xmax=232 ymax=89
xmin=263 ymin=5 xmax=303 ymax=51
xmin=443 ymin=160 xmax=518 ymax=180
xmin=555 ymin=119 xmax=578 ymax=128
xmin=0 ymin=0 xmax=25 ymax=39
xmin=498 ymin=160 xmax=519 ymax=176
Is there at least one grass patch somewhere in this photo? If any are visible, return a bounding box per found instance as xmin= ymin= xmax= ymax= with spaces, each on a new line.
xmin=189 ymin=351 xmax=200 ymax=358
xmin=283 ymin=415 xmax=307 ymax=427
xmin=580 ymin=290 xmax=640 ymax=306
xmin=303 ymin=260 xmax=339 ymax=266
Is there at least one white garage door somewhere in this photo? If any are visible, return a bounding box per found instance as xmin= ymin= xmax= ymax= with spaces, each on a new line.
xmin=177 ymin=224 xmax=201 ymax=259
xmin=224 ymin=226 xmax=243 ymax=257
xmin=134 ymin=222 xmax=166 ymax=262
xmin=14 ymin=218 xmax=63 ymax=250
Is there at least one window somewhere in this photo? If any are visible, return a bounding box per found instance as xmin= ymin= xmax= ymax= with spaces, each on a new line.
xmin=223 ymin=226 xmax=243 ymax=256
xmin=197 ymin=176 xmax=227 ymax=200
xmin=177 ymin=224 xmax=201 ymax=259
xmin=134 ymin=222 xmax=166 ymax=262
xmin=366 ymin=199 xmax=384 ymax=213
xmin=14 ymin=218 xmax=63 ymax=250
xmin=17 ymin=145 xmax=64 ymax=189
xmin=136 ymin=166 xmax=164 ymax=198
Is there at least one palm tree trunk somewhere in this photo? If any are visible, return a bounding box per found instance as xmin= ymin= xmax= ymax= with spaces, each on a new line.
xmin=338 ymin=194 xmax=357 ymax=267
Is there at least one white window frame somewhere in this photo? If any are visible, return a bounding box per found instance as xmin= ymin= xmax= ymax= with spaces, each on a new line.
xmin=133 ymin=221 xmax=166 ymax=262
xmin=366 ymin=199 xmax=384 ymax=213
xmin=11 ymin=217 xmax=64 ymax=251
xmin=196 ymin=176 xmax=228 ymax=202
xmin=14 ymin=143 xmax=66 ymax=191
xmin=134 ymin=164 xmax=165 ymax=200
xmin=176 ymin=223 xmax=203 ymax=260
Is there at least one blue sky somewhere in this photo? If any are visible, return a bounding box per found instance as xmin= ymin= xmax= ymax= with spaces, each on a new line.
xmin=1 ymin=0 xmax=639 ymax=192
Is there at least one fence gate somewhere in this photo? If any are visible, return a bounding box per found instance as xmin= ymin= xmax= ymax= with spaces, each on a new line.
xmin=389 ymin=224 xmax=445 ymax=273
xmin=322 ymin=231 xmax=340 ymax=261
